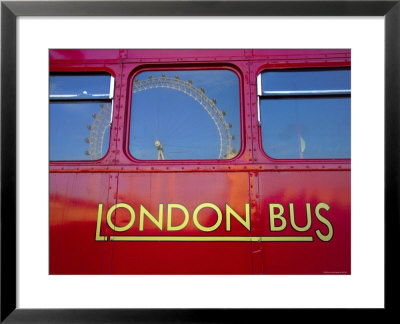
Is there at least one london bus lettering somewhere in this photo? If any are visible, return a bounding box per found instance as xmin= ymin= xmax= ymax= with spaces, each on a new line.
xmin=95 ymin=201 xmax=333 ymax=242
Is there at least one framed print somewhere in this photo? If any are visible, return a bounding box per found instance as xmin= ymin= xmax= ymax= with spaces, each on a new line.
xmin=1 ymin=0 xmax=399 ymax=322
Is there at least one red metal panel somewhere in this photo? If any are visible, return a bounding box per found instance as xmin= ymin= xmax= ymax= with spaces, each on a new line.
xmin=49 ymin=49 xmax=351 ymax=64
xmin=49 ymin=172 xmax=117 ymax=274
xmin=251 ymin=49 xmax=351 ymax=59
xmin=125 ymin=49 xmax=247 ymax=62
xmin=257 ymin=171 xmax=351 ymax=274
xmin=107 ymin=172 xmax=253 ymax=274
xmin=49 ymin=49 xmax=122 ymax=64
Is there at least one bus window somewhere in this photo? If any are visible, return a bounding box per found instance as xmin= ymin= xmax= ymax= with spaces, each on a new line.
xmin=49 ymin=73 xmax=114 ymax=161
xmin=129 ymin=70 xmax=240 ymax=160
xmin=258 ymin=68 xmax=351 ymax=159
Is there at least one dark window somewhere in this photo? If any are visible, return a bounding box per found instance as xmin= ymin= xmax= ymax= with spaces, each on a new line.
xmin=49 ymin=73 xmax=114 ymax=161
xmin=258 ymin=68 xmax=351 ymax=159
xmin=129 ymin=70 xmax=240 ymax=160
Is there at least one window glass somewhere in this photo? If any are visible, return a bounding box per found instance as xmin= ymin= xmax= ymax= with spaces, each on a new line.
xmin=261 ymin=69 xmax=350 ymax=93
xmin=260 ymin=68 xmax=350 ymax=159
xmin=50 ymin=74 xmax=112 ymax=100
xmin=49 ymin=74 xmax=113 ymax=161
xmin=129 ymin=70 xmax=240 ymax=160
xmin=261 ymin=97 xmax=350 ymax=159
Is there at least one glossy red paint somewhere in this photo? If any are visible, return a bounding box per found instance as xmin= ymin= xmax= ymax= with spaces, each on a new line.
xmin=50 ymin=49 xmax=351 ymax=274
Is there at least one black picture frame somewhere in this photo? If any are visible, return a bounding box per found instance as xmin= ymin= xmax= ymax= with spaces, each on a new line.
xmin=1 ymin=0 xmax=399 ymax=322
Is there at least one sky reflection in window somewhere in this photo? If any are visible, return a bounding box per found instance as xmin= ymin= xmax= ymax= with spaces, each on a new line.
xmin=129 ymin=70 xmax=240 ymax=160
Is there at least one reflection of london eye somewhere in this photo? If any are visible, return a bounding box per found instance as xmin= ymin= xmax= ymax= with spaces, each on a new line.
xmin=85 ymin=102 xmax=112 ymax=160
xmin=132 ymin=74 xmax=235 ymax=160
